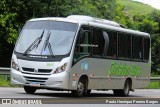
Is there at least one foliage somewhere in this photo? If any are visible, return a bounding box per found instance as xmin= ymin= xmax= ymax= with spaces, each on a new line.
xmin=132 ymin=15 xmax=159 ymax=34
xmin=0 ymin=75 xmax=10 ymax=87
xmin=0 ymin=0 xmax=18 ymax=44
xmin=146 ymin=82 xmax=160 ymax=89
xmin=118 ymin=0 xmax=156 ymax=17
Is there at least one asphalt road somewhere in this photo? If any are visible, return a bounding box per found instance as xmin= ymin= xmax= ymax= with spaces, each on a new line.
xmin=0 ymin=87 xmax=160 ymax=98
xmin=0 ymin=88 xmax=160 ymax=104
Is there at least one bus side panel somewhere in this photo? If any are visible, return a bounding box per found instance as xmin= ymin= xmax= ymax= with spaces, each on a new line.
xmin=69 ymin=58 xmax=150 ymax=90
xmin=131 ymin=61 xmax=151 ymax=89
xmin=69 ymin=58 xmax=124 ymax=90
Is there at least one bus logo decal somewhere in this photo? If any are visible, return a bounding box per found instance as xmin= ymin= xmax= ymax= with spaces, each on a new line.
xmin=108 ymin=62 xmax=141 ymax=76
xmin=34 ymin=68 xmax=38 ymax=73
xmin=79 ymin=44 xmax=98 ymax=47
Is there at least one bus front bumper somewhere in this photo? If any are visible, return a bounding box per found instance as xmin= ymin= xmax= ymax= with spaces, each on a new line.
xmin=11 ymin=68 xmax=69 ymax=89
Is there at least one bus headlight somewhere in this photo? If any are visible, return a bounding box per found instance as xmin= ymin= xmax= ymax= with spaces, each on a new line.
xmin=11 ymin=59 xmax=20 ymax=71
xmin=53 ymin=63 xmax=67 ymax=74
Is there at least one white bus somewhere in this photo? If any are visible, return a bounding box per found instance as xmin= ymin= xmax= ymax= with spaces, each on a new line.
xmin=11 ymin=15 xmax=151 ymax=97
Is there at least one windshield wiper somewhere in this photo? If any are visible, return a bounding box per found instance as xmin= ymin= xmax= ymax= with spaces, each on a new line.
xmin=48 ymin=42 xmax=54 ymax=58
xmin=23 ymin=30 xmax=45 ymax=56
xmin=42 ymin=33 xmax=55 ymax=58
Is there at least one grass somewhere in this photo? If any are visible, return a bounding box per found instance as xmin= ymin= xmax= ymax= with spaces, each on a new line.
xmin=150 ymin=72 xmax=160 ymax=77
xmin=146 ymin=72 xmax=160 ymax=89
xmin=118 ymin=0 xmax=156 ymax=17
xmin=146 ymin=82 xmax=160 ymax=89
xmin=0 ymin=75 xmax=11 ymax=87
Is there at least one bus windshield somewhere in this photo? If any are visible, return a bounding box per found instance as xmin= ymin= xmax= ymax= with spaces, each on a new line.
xmin=15 ymin=21 xmax=78 ymax=56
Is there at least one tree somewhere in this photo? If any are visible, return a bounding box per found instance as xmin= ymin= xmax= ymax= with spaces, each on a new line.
xmin=0 ymin=0 xmax=26 ymax=66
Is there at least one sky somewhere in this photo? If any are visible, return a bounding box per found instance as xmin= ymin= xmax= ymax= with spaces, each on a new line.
xmin=132 ymin=0 xmax=160 ymax=9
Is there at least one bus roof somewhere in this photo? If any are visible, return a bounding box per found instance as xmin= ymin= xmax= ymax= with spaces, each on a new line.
xmin=28 ymin=15 xmax=150 ymax=37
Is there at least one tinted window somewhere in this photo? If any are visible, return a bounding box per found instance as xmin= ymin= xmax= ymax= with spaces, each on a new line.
xmin=107 ymin=31 xmax=117 ymax=58
xmin=118 ymin=33 xmax=131 ymax=59
xmin=77 ymin=32 xmax=91 ymax=54
xmin=92 ymin=29 xmax=105 ymax=56
xmin=132 ymin=36 xmax=143 ymax=60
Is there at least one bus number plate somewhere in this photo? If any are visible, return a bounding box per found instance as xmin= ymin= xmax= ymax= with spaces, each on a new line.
xmin=30 ymin=82 xmax=40 ymax=87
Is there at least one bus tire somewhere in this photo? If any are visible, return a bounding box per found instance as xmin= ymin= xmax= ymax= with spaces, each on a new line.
xmin=24 ymin=86 xmax=37 ymax=94
xmin=72 ymin=79 xmax=86 ymax=97
xmin=87 ymin=90 xmax=91 ymax=95
xmin=113 ymin=80 xmax=130 ymax=96
xmin=84 ymin=90 xmax=91 ymax=96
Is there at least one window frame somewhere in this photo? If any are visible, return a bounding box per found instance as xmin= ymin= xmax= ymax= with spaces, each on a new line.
xmin=72 ymin=24 xmax=150 ymax=64
xmin=72 ymin=25 xmax=92 ymax=63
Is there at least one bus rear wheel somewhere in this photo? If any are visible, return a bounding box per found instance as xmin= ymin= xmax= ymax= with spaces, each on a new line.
xmin=24 ymin=86 xmax=37 ymax=94
xmin=113 ymin=80 xmax=130 ymax=96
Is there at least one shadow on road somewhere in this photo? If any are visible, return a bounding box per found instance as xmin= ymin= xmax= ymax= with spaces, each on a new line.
xmin=19 ymin=91 xmax=140 ymax=98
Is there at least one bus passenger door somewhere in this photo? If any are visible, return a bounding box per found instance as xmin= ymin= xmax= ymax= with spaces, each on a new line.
xmin=70 ymin=26 xmax=91 ymax=89
xmin=73 ymin=26 xmax=91 ymax=63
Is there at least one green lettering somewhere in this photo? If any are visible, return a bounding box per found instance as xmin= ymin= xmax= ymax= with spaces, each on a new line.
xmin=47 ymin=63 xmax=54 ymax=66
xmin=107 ymin=62 xmax=141 ymax=77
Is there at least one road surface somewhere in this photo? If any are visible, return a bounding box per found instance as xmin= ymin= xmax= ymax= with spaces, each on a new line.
xmin=0 ymin=87 xmax=160 ymax=104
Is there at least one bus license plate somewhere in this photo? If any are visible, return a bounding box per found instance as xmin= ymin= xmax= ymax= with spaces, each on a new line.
xmin=30 ymin=82 xmax=40 ymax=87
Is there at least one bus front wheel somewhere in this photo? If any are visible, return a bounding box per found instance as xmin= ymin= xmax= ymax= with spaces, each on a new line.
xmin=87 ymin=90 xmax=91 ymax=95
xmin=24 ymin=86 xmax=37 ymax=94
xmin=72 ymin=80 xmax=86 ymax=97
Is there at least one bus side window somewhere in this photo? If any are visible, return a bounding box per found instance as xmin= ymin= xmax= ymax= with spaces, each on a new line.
xmin=92 ymin=28 xmax=105 ymax=56
xmin=106 ymin=31 xmax=117 ymax=58
xmin=132 ymin=36 xmax=143 ymax=60
xmin=118 ymin=33 xmax=131 ymax=59
xmin=80 ymin=32 xmax=91 ymax=53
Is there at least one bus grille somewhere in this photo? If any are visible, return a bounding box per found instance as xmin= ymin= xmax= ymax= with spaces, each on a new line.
xmin=22 ymin=67 xmax=52 ymax=75
xmin=23 ymin=76 xmax=48 ymax=83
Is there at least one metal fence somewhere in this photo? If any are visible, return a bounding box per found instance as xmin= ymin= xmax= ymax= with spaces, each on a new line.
xmin=0 ymin=67 xmax=160 ymax=81
xmin=0 ymin=67 xmax=10 ymax=75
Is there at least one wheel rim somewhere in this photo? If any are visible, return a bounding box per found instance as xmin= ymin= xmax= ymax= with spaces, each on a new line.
xmin=77 ymin=82 xmax=84 ymax=95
